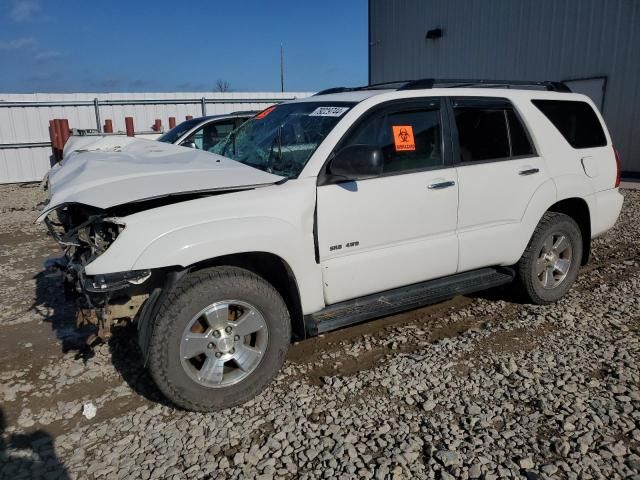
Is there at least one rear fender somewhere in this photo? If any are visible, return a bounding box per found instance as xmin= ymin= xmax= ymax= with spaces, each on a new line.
xmin=508 ymin=175 xmax=595 ymax=265
xmin=502 ymin=178 xmax=558 ymax=266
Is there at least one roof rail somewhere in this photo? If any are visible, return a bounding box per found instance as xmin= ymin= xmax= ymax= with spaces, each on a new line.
xmin=313 ymin=81 xmax=413 ymax=96
xmin=313 ymin=87 xmax=354 ymax=96
xmin=313 ymin=79 xmax=572 ymax=97
xmin=398 ymin=78 xmax=571 ymax=92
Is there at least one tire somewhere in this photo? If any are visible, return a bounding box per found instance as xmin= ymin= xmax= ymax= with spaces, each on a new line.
xmin=148 ymin=266 xmax=291 ymax=412
xmin=516 ymin=212 xmax=582 ymax=305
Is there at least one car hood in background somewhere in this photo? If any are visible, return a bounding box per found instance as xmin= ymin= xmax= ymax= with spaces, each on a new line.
xmin=38 ymin=138 xmax=283 ymax=221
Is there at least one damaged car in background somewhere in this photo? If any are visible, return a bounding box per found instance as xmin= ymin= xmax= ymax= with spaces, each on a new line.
xmin=39 ymin=83 xmax=623 ymax=412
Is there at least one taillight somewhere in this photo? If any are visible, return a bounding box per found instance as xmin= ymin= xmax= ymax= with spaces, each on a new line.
xmin=614 ymin=148 xmax=622 ymax=188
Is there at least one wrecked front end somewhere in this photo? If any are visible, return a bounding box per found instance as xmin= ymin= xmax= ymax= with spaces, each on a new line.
xmin=42 ymin=203 xmax=154 ymax=342
xmin=37 ymin=138 xmax=285 ymax=345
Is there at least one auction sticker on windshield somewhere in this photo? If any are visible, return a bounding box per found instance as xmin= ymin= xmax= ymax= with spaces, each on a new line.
xmin=309 ymin=106 xmax=349 ymax=117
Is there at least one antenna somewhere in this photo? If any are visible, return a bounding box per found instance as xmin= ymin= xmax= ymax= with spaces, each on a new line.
xmin=280 ymin=43 xmax=285 ymax=93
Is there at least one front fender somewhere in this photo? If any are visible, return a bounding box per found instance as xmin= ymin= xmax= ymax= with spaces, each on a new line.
xmin=132 ymin=216 xmax=306 ymax=269
xmin=84 ymin=179 xmax=326 ymax=314
xmin=131 ymin=216 xmax=323 ymax=314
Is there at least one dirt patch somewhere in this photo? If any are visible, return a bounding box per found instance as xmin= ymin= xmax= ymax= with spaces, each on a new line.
xmin=0 ymin=183 xmax=47 ymax=213
xmin=467 ymin=323 xmax=558 ymax=356
xmin=287 ymin=296 xmax=472 ymax=365
xmin=0 ymin=230 xmax=46 ymax=247
xmin=450 ymin=322 xmax=559 ymax=377
xmin=299 ymin=302 xmax=488 ymax=385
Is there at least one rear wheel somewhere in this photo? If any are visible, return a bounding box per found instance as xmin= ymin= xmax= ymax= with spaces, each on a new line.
xmin=516 ymin=212 xmax=582 ymax=304
xmin=148 ymin=266 xmax=290 ymax=412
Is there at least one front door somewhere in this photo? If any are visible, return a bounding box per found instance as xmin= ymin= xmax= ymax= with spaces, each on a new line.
xmin=316 ymin=98 xmax=459 ymax=304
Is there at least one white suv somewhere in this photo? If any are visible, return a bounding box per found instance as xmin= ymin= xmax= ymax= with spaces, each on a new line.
xmin=39 ymin=79 xmax=623 ymax=411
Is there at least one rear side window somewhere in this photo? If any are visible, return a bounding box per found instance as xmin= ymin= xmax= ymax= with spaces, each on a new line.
xmin=454 ymin=108 xmax=509 ymax=161
xmin=507 ymin=110 xmax=535 ymax=157
xmin=532 ymin=99 xmax=607 ymax=149
xmin=453 ymin=98 xmax=535 ymax=162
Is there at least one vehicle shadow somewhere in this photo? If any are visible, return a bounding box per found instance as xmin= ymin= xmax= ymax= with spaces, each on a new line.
xmin=0 ymin=408 xmax=70 ymax=480
xmin=31 ymin=265 xmax=170 ymax=406
xmin=31 ymin=267 xmax=94 ymax=356
xmin=108 ymin=321 xmax=173 ymax=407
xmin=467 ymin=281 xmax=530 ymax=305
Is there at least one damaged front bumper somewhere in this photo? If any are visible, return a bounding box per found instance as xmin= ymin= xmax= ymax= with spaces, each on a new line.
xmin=40 ymin=203 xmax=172 ymax=347
xmin=53 ymin=256 xmax=154 ymax=341
xmin=54 ymin=253 xmax=151 ymax=302
xmin=82 ymin=269 xmax=152 ymax=294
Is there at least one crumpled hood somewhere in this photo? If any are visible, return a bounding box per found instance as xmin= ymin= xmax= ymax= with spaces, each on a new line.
xmin=38 ymin=137 xmax=283 ymax=221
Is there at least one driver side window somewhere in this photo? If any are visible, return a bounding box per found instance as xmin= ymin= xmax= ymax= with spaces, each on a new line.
xmin=340 ymin=101 xmax=443 ymax=174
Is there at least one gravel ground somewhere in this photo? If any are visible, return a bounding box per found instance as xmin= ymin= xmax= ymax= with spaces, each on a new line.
xmin=0 ymin=183 xmax=639 ymax=480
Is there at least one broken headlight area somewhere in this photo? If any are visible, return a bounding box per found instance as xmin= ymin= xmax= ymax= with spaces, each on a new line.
xmin=44 ymin=203 xmax=125 ymax=262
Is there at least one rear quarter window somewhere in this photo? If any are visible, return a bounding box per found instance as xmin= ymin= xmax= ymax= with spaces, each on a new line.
xmin=532 ymin=99 xmax=607 ymax=149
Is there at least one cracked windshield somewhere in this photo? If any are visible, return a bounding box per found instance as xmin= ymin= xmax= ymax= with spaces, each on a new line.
xmin=213 ymin=102 xmax=355 ymax=178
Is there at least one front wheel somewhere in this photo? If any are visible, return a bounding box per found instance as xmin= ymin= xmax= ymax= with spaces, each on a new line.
xmin=148 ymin=266 xmax=291 ymax=412
xmin=516 ymin=212 xmax=583 ymax=305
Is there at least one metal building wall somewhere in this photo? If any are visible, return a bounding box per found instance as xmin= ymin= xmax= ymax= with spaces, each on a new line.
xmin=369 ymin=0 xmax=640 ymax=174
xmin=0 ymin=91 xmax=311 ymax=184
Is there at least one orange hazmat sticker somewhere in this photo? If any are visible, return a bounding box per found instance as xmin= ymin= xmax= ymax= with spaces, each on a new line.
xmin=392 ymin=125 xmax=415 ymax=151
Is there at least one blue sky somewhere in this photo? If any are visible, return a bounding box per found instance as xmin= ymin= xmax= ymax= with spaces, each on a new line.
xmin=0 ymin=0 xmax=368 ymax=93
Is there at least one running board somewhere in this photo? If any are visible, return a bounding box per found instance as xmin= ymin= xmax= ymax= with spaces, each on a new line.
xmin=304 ymin=267 xmax=515 ymax=336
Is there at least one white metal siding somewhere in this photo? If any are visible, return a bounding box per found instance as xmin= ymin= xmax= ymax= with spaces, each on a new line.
xmin=0 ymin=91 xmax=312 ymax=183
xmin=369 ymin=0 xmax=640 ymax=173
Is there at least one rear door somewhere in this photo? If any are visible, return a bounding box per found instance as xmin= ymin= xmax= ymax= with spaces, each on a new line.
xmin=450 ymin=97 xmax=550 ymax=271
xmin=316 ymin=98 xmax=459 ymax=304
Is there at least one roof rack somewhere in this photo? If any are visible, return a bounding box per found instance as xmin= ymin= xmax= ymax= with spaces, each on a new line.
xmin=398 ymin=78 xmax=571 ymax=92
xmin=313 ymin=80 xmax=415 ymax=96
xmin=313 ymin=87 xmax=354 ymax=96
xmin=314 ymin=78 xmax=571 ymax=96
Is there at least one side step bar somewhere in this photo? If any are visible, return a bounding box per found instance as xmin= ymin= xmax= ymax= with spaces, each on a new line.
xmin=304 ymin=267 xmax=515 ymax=336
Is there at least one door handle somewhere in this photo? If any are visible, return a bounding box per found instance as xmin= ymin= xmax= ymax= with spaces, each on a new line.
xmin=428 ymin=180 xmax=456 ymax=190
xmin=518 ymin=168 xmax=540 ymax=176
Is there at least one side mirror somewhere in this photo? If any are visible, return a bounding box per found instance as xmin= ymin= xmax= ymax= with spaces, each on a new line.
xmin=181 ymin=140 xmax=197 ymax=149
xmin=328 ymin=145 xmax=384 ymax=181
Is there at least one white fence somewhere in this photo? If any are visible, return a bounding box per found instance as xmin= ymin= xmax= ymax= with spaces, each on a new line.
xmin=0 ymin=91 xmax=312 ymax=184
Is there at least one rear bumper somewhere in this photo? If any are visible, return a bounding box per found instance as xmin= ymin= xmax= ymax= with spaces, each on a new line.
xmin=590 ymin=188 xmax=624 ymax=238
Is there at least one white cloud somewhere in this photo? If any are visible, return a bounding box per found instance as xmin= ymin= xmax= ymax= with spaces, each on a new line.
xmin=0 ymin=37 xmax=37 ymax=50
xmin=34 ymin=50 xmax=64 ymax=62
xmin=10 ymin=0 xmax=41 ymax=21
xmin=0 ymin=37 xmax=64 ymax=64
